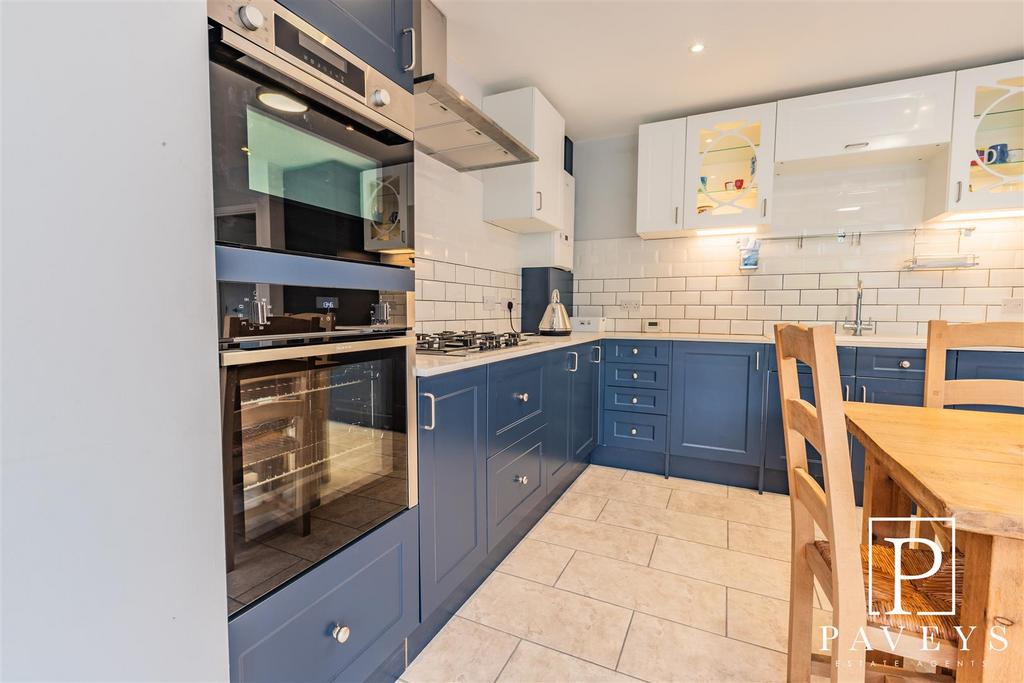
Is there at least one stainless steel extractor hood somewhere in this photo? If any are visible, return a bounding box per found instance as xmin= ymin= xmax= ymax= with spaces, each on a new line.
xmin=413 ymin=0 xmax=538 ymax=171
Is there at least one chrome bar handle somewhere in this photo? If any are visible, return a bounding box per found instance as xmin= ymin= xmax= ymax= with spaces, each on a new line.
xmin=674 ymin=206 xmax=679 ymax=224
xmin=861 ymin=385 xmax=867 ymax=402
xmin=568 ymin=351 xmax=579 ymax=372
xmin=761 ymin=198 xmax=767 ymax=218
xmin=422 ymin=392 xmax=436 ymax=430
xmin=402 ymin=28 xmax=416 ymax=72
xmin=955 ymin=180 xmax=963 ymax=204
xmin=755 ymin=351 xmax=760 ymax=371
xmin=844 ymin=384 xmax=850 ymax=401
xmin=844 ymin=142 xmax=870 ymax=150
xmin=536 ymin=191 xmax=543 ymax=212
xmin=592 ymin=345 xmax=602 ymax=363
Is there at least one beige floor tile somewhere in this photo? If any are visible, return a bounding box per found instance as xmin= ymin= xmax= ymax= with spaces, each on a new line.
xmin=459 ymin=573 xmax=632 ymax=669
xmin=667 ymin=489 xmax=790 ymax=530
xmin=497 ymin=539 xmax=575 ymax=586
xmin=528 ymin=513 xmax=656 ymax=565
xmin=728 ymin=521 xmax=791 ymax=562
xmin=404 ymin=616 xmax=519 ymax=683
xmin=726 ymin=588 xmax=833 ymax=654
xmin=550 ymin=492 xmax=608 ymax=520
xmin=496 ymin=641 xmax=640 ymax=683
xmin=617 ymin=612 xmax=788 ymax=682
xmin=727 ymin=486 xmax=791 ymax=507
xmin=621 ymin=470 xmax=728 ymax=497
xmin=571 ymin=476 xmax=671 ymax=509
xmin=583 ymin=464 xmax=627 ymax=481
xmin=598 ymin=499 xmax=727 ymax=547
xmin=556 ymin=551 xmax=726 ymax=635
xmin=649 ymin=536 xmax=791 ymax=600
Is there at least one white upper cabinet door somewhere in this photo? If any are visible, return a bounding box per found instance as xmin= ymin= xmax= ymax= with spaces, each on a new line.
xmin=682 ymin=102 xmax=777 ymax=230
xmin=776 ymin=73 xmax=955 ymax=165
xmin=636 ymin=117 xmax=686 ymax=238
xmin=944 ymin=60 xmax=1024 ymax=215
xmin=482 ymin=87 xmax=565 ymax=233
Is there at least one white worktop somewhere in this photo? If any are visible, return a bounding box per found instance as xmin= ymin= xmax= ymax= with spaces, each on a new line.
xmin=413 ymin=330 xmax=934 ymax=377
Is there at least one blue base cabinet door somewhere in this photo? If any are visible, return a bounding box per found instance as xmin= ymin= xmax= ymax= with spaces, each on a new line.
xmin=669 ymin=342 xmax=766 ymax=467
xmin=280 ymin=0 xmax=415 ymax=93
xmin=417 ymin=368 xmax=487 ymax=619
xmin=954 ymin=350 xmax=1024 ymax=414
xmin=570 ymin=344 xmax=600 ymax=462
xmin=543 ymin=349 xmax=571 ymax=490
xmin=228 ymin=510 xmax=418 ymax=683
xmin=850 ymin=376 xmax=925 ymax=489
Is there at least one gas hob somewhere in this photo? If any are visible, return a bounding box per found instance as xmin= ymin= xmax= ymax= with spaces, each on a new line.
xmin=415 ymin=330 xmax=532 ymax=356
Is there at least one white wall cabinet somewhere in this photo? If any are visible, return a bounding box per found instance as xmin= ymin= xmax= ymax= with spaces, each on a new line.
xmin=635 ymin=117 xmax=686 ymax=238
xmin=776 ymin=73 xmax=955 ymax=167
xmin=682 ymin=102 xmax=777 ymax=230
xmin=522 ymin=171 xmax=574 ymax=269
xmin=925 ymin=60 xmax=1024 ymax=220
xmin=482 ymin=87 xmax=565 ymax=233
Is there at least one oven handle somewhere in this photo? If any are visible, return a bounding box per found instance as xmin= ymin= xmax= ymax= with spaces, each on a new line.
xmin=217 ymin=27 xmax=414 ymax=141
xmin=220 ymin=334 xmax=415 ymax=366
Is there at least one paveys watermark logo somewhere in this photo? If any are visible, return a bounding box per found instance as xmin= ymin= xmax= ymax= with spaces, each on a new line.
xmin=867 ymin=516 xmax=956 ymax=617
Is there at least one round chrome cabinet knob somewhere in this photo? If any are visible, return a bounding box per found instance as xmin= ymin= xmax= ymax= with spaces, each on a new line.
xmin=898 ymin=360 xmax=911 ymax=369
xmin=632 ymin=372 xmax=639 ymax=380
xmin=514 ymin=392 xmax=529 ymax=403
xmin=630 ymin=428 xmax=638 ymax=436
xmin=371 ymin=88 xmax=391 ymax=107
xmin=632 ymin=348 xmax=639 ymax=355
xmin=237 ymin=5 xmax=265 ymax=30
xmin=631 ymin=397 xmax=639 ymax=404
xmin=332 ymin=625 xmax=351 ymax=644
xmin=514 ymin=475 xmax=529 ymax=485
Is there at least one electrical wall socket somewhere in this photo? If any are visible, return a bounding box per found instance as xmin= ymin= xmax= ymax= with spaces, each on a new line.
xmin=1001 ymin=297 xmax=1023 ymax=318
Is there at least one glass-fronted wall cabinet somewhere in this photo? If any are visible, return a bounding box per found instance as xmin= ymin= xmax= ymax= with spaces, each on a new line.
xmin=943 ymin=60 xmax=1024 ymax=216
xmin=682 ymin=102 xmax=777 ymax=230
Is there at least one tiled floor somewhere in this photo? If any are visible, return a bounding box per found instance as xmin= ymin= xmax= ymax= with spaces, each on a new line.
xmin=403 ymin=464 xmax=834 ymax=683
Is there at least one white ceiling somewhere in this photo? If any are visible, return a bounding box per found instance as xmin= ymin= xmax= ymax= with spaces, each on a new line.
xmin=435 ymin=0 xmax=1024 ymax=141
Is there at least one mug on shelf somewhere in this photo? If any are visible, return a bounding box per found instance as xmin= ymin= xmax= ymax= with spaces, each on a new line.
xmin=735 ymin=179 xmax=745 ymax=190
xmin=1008 ymin=148 xmax=1024 ymax=163
xmin=725 ymin=180 xmax=735 ymax=191
xmin=699 ymin=175 xmax=708 ymax=190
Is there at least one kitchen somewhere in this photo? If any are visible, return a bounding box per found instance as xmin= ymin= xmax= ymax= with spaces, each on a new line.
xmin=1 ymin=1 xmax=1022 ymax=683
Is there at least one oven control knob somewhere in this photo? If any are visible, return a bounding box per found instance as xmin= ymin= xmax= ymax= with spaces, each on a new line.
xmin=237 ymin=5 xmax=265 ymax=31
xmin=371 ymin=88 xmax=391 ymax=107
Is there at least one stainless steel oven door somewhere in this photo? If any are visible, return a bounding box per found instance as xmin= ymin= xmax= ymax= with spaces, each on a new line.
xmin=209 ymin=4 xmax=415 ymax=263
xmin=220 ymin=335 xmax=416 ymax=615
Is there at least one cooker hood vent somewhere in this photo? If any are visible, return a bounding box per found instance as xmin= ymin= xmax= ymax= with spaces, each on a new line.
xmin=413 ymin=0 xmax=538 ymax=172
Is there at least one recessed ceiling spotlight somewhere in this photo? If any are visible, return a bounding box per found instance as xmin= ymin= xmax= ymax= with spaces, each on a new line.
xmin=690 ymin=43 xmax=705 ymax=54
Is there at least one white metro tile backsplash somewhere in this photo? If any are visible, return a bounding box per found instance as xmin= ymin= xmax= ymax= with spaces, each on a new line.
xmin=413 ymin=150 xmax=523 ymax=334
xmin=572 ymin=218 xmax=1024 ymax=336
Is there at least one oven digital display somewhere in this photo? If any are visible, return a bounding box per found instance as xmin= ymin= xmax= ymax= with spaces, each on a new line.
xmin=274 ymin=14 xmax=365 ymax=97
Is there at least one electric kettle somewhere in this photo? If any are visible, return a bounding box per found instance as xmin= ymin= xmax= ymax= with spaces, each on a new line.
xmin=537 ymin=289 xmax=572 ymax=336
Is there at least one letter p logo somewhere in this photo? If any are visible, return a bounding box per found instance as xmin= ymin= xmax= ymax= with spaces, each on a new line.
xmin=867 ymin=517 xmax=956 ymax=617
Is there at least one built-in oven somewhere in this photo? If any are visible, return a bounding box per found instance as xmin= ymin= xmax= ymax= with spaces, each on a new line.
xmin=221 ymin=334 xmax=416 ymax=616
xmin=208 ymin=0 xmax=415 ymax=262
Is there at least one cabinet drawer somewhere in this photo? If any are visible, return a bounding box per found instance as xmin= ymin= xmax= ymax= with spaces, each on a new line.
xmin=488 ymin=354 xmax=547 ymax=454
xmin=769 ymin=345 xmax=855 ymax=375
xmin=601 ymin=411 xmax=667 ymax=453
xmin=228 ymin=510 xmax=418 ymax=683
xmin=855 ymin=348 xmax=927 ymax=379
xmin=605 ymin=340 xmax=671 ymax=365
xmin=488 ymin=427 xmax=545 ymax=551
xmin=603 ymin=387 xmax=669 ymax=416
xmin=604 ymin=362 xmax=670 ymax=390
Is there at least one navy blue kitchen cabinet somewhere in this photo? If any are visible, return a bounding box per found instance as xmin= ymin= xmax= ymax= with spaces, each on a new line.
xmin=280 ymin=0 xmax=415 ymax=92
xmin=570 ymin=344 xmax=600 ymax=462
xmin=669 ymin=342 xmax=766 ymax=468
xmin=488 ymin=353 xmax=548 ymax=456
xmin=228 ymin=509 xmax=418 ymax=683
xmin=543 ymin=344 xmax=598 ymax=492
xmin=488 ymin=426 xmax=546 ymax=551
xmin=953 ymin=350 xmax=1024 ymax=414
xmin=416 ymin=368 xmax=487 ymax=620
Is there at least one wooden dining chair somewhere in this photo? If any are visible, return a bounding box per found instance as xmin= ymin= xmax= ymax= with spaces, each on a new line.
xmin=775 ymin=324 xmax=960 ymax=682
xmin=923 ymin=320 xmax=1024 ymax=409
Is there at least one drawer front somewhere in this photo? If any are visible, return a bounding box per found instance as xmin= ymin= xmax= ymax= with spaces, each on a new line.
xmin=603 ymin=387 xmax=670 ymax=415
xmin=601 ymin=410 xmax=667 ymax=453
xmin=768 ymin=345 xmax=855 ymax=375
xmin=605 ymin=340 xmax=671 ymax=365
xmin=488 ymin=427 xmax=545 ymax=551
xmin=604 ymin=362 xmax=669 ymax=390
xmin=488 ymin=353 xmax=547 ymax=454
xmin=229 ymin=510 xmax=418 ymax=683
xmin=855 ymin=348 xmax=927 ymax=379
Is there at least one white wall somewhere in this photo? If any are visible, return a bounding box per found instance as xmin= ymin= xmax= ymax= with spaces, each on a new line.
xmin=1 ymin=1 xmax=228 ymax=680
xmin=573 ymin=134 xmax=638 ymax=241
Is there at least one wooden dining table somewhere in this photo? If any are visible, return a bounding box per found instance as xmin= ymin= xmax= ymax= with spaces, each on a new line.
xmin=844 ymin=401 xmax=1024 ymax=682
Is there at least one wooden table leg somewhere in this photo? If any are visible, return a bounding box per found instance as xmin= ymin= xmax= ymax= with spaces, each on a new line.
xmin=957 ymin=532 xmax=1024 ymax=682
xmin=860 ymin=447 xmax=914 ymax=545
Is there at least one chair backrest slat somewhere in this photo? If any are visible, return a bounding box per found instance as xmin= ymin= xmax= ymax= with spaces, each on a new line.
xmin=924 ymin=320 xmax=1024 ymax=409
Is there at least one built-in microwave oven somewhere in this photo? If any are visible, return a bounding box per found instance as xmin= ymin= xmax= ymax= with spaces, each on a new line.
xmin=208 ymin=0 xmax=415 ymax=263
